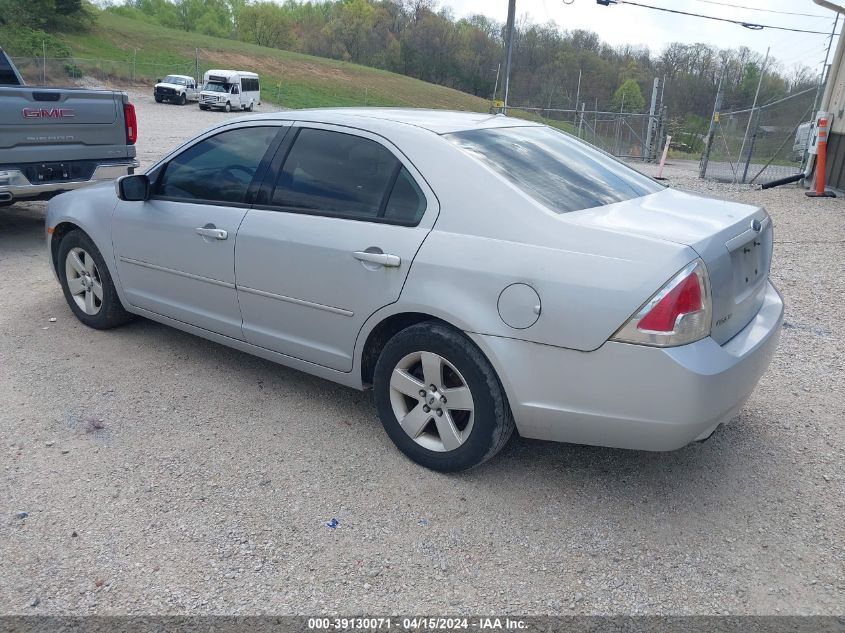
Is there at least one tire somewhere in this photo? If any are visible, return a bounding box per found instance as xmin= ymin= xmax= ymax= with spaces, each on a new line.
xmin=373 ymin=322 xmax=514 ymax=472
xmin=199 ymin=104 xmax=208 ymax=111
xmin=224 ymin=102 xmax=231 ymax=113
xmin=246 ymin=101 xmax=253 ymax=112
xmin=57 ymin=230 xmax=133 ymax=330
xmin=154 ymin=95 xmax=162 ymax=103
xmin=179 ymin=93 xmax=187 ymax=105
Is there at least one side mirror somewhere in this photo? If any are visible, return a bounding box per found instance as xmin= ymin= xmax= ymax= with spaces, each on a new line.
xmin=116 ymin=174 xmax=150 ymax=202
xmin=156 ymin=78 xmax=161 ymax=83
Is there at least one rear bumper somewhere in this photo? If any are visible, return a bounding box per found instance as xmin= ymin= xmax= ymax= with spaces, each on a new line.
xmin=469 ymin=281 xmax=784 ymax=451
xmin=0 ymin=161 xmax=139 ymax=202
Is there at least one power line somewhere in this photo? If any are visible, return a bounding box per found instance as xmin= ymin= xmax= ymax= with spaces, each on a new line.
xmin=612 ymin=1 xmax=842 ymax=35
xmin=687 ymin=0 xmax=828 ymax=19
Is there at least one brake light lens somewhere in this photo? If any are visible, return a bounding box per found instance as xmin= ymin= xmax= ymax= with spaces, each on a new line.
xmin=124 ymin=102 xmax=137 ymax=145
xmin=611 ymin=259 xmax=711 ymax=347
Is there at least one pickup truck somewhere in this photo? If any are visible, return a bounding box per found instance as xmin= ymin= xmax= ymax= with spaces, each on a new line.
xmin=153 ymin=74 xmax=199 ymax=105
xmin=0 ymin=47 xmax=139 ymax=207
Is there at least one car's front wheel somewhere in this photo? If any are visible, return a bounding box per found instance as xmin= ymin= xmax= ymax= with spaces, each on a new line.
xmin=224 ymin=102 xmax=231 ymax=113
xmin=179 ymin=93 xmax=187 ymax=105
xmin=58 ymin=230 xmax=133 ymax=330
xmin=373 ymin=322 xmax=514 ymax=471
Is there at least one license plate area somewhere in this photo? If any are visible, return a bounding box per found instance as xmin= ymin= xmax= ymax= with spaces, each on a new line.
xmin=731 ymin=237 xmax=765 ymax=302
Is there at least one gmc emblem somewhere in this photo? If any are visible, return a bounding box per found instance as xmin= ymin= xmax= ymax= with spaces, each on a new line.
xmin=22 ymin=108 xmax=75 ymax=119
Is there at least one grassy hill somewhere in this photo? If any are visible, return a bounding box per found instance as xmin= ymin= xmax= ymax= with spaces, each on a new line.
xmin=54 ymin=12 xmax=492 ymax=112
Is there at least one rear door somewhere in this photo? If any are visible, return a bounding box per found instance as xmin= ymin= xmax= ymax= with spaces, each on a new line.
xmin=235 ymin=124 xmax=438 ymax=371
xmin=0 ymin=88 xmax=131 ymax=165
xmin=112 ymin=122 xmax=287 ymax=339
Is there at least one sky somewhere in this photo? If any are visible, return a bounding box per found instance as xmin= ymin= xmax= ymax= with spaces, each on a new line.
xmin=441 ymin=0 xmax=841 ymax=75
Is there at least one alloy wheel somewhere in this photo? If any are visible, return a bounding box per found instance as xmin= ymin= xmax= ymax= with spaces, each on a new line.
xmin=389 ymin=351 xmax=475 ymax=452
xmin=65 ymin=247 xmax=103 ymax=316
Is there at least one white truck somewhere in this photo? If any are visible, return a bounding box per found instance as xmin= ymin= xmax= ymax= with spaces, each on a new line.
xmin=199 ymin=69 xmax=260 ymax=112
xmin=153 ymin=74 xmax=199 ymax=105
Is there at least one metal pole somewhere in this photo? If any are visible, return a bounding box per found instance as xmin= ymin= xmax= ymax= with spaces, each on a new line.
xmin=574 ymin=68 xmax=581 ymax=125
xmin=700 ymin=64 xmax=726 ymax=178
xmin=742 ymin=107 xmax=763 ymax=183
xmin=645 ymin=77 xmax=659 ymax=160
xmin=503 ymin=0 xmax=516 ymax=114
xmin=42 ymin=40 xmax=46 ymax=85
xmin=492 ymin=62 xmax=501 ymax=103
xmin=735 ymin=46 xmax=770 ymax=184
xmin=578 ymin=102 xmax=585 ymax=138
xmin=195 ymin=48 xmax=200 ymax=85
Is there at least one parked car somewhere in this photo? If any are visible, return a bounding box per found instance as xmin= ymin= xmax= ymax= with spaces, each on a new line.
xmin=0 ymin=47 xmax=138 ymax=207
xmin=45 ymin=109 xmax=783 ymax=471
xmin=198 ymin=69 xmax=260 ymax=112
xmin=154 ymin=74 xmax=199 ymax=105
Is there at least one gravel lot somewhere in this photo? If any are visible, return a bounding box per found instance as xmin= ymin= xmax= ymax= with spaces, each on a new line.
xmin=1 ymin=91 xmax=843 ymax=616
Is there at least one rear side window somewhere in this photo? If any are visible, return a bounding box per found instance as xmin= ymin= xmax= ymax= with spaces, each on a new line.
xmin=271 ymin=128 xmax=402 ymax=221
xmin=445 ymin=126 xmax=663 ymax=213
xmin=156 ymin=126 xmax=278 ymax=204
xmin=242 ymin=77 xmax=259 ymax=92
xmin=384 ymin=168 xmax=426 ymax=224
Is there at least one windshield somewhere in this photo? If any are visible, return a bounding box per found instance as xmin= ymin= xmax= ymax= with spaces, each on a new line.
xmin=204 ymin=82 xmax=229 ymax=93
xmin=162 ymin=75 xmax=187 ymax=86
xmin=445 ymin=126 xmax=664 ymax=213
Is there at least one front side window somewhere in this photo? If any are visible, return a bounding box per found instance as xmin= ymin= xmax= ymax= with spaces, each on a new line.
xmin=271 ymin=128 xmax=402 ymax=221
xmin=156 ymin=126 xmax=279 ymax=204
xmin=445 ymin=126 xmax=663 ymax=213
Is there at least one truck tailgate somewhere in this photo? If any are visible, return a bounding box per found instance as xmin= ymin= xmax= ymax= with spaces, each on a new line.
xmin=0 ymin=88 xmax=133 ymax=164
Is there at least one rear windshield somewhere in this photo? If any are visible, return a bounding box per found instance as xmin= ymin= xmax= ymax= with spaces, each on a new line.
xmin=445 ymin=126 xmax=663 ymax=213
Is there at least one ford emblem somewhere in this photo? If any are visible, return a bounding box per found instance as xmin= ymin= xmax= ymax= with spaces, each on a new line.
xmin=751 ymin=219 xmax=762 ymax=232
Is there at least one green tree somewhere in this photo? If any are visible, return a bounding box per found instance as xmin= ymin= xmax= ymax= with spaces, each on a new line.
xmin=612 ymin=78 xmax=645 ymax=112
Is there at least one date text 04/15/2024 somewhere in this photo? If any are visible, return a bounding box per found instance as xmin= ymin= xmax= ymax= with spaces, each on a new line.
xmin=307 ymin=617 xmax=528 ymax=630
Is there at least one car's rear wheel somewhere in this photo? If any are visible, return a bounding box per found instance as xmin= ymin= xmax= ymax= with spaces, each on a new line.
xmin=246 ymin=101 xmax=253 ymax=112
xmin=58 ymin=230 xmax=133 ymax=330
xmin=373 ymin=322 xmax=514 ymax=471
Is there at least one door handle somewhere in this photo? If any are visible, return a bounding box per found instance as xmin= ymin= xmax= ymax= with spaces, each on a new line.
xmin=353 ymin=251 xmax=401 ymax=267
xmin=196 ymin=227 xmax=228 ymax=240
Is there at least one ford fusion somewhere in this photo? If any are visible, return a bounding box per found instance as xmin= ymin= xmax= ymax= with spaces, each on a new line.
xmin=45 ymin=109 xmax=783 ymax=471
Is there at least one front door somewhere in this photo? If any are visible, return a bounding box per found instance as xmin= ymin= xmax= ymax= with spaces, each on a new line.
xmin=112 ymin=123 xmax=285 ymax=339
xmin=235 ymin=125 xmax=437 ymax=371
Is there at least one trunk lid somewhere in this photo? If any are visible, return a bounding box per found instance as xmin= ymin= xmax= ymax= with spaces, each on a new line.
xmin=565 ymin=188 xmax=773 ymax=345
xmin=0 ymin=87 xmax=130 ymax=163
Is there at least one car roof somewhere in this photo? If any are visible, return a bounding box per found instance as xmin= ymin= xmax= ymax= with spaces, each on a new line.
xmin=243 ymin=108 xmax=544 ymax=135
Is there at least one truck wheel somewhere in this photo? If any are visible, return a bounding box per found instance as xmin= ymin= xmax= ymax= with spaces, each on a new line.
xmin=373 ymin=322 xmax=515 ymax=472
xmin=224 ymin=102 xmax=231 ymax=113
xmin=179 ymin=93 xmax=187 ymax=105
xmin=58 ymin=230 xmax=133 ymax=330
xmin=154 ymin=95 xmax=162 ymax=103
xmin=246 ymin=101 xmax=254 ymax=112
xmin=199 ymin=104 xmax=208 ymax=111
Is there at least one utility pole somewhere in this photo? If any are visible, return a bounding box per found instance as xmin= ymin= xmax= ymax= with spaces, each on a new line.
xmin=735 ymin=46 xmax=769 ymax=184
xmin=700 ymin=64 xmax=726 ymax=179
xmin=491 ymin=63 xmax=501 ymax=103
xmin=503 ymin=0 xmax=516 ymax=114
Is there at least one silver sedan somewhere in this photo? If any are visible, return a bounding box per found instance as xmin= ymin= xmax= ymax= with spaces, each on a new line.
xmin=45 ymin=109 xmax=783 ymax=471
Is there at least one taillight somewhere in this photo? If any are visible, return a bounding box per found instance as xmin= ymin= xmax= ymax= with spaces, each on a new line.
xmin=124 ymin=102 xmax=137 ymax=145
xmin=612 ymin=259 xmax=711 ymax=347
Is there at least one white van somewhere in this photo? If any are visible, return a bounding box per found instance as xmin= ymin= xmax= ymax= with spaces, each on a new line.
xmin=199 ymin=70 xmax=260 ymax=112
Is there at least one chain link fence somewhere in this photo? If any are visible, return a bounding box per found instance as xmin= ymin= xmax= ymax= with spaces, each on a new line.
xmin=510 ymin=107 xmax=666 ymax=161
xmin=11 ymin=56 xmax=202 ymax=88
xmin=698 ymin=87 xmax=816 ymax=184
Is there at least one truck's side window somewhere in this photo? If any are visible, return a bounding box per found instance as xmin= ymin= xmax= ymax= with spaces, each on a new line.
xmin=155 ymin=126 xmax=279 ymax=205
xmin=0 ymin=53 xmax=21 ymax=86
